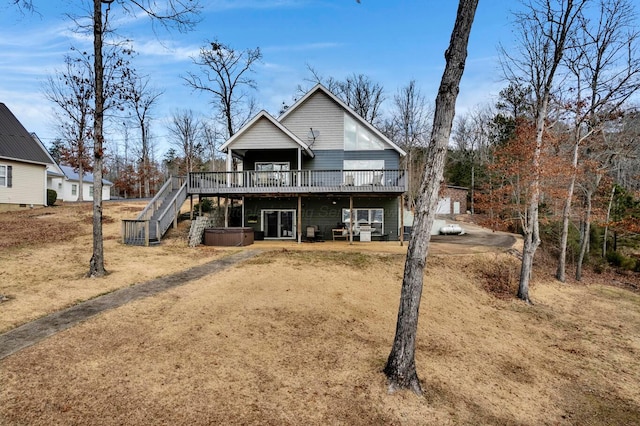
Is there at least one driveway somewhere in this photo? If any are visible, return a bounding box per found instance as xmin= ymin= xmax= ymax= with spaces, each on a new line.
xmin=428 ymin=220 xmax=519 ymax=255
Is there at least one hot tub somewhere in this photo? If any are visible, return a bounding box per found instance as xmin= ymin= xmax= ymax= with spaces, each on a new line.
xmin=203 ymin=227 xmax=254 ymax=246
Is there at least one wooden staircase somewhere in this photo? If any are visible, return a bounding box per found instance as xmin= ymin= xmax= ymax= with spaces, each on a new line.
xmin=122 ymin=176 xmax=188 ymax=246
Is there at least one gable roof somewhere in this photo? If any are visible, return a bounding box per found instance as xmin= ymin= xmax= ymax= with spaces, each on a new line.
xmin=0 ymin=103 xmax=52 ymax=165
xmin=279 ymin=84 xmax=407 ymax=157
xmin=60 ymin=165 xmax=113 ymax=186
xmin=220 ymin=110 xmax=314 ymax=157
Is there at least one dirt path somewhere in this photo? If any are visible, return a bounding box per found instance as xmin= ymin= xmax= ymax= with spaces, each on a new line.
xmin=0 ymin=249 xmax=261 ymax=360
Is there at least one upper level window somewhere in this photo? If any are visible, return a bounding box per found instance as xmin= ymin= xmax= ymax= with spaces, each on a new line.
xmin=0 ymin=165 xmax=6 ymax=187
xmin=344 ymin=114 xmax=385 ymax=151
xmin=255 ymin=162 xmax=290 ymax=186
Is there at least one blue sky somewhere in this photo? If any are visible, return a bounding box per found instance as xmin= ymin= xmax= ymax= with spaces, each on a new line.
xmin=0 ymin=0 xmax=519 ymax=157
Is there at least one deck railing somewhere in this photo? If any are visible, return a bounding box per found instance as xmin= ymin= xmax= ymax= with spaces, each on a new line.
xmin=136 ymin=176 xmax=185 ymax=221
xmin=121 ymin=219 xmax=152 ymax=246
xmin=188 ymin=169 xmax=406 ymax=194
xmin=122 ymin=176 xmax=186 ymax=246
xmin=156 ymin=181 xmax=188 ymax=240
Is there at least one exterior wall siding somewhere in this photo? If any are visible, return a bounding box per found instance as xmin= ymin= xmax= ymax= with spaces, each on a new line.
xmin=231 ymin=117 xmax=300 ymax=150
xmin=0 ymin=159 xmax=46 ymax=208
xmin=302 ymin=149 xmax=400 ymax=170
xmin=281 ymin=91 xmax=344 ymax=151
xmin=243 ymin=195 xmax=401 ymax=240
xmin=244 ymin=149 xmax=299 ymax=170
xmin=56 ymin=180 xmax=112 ymax=202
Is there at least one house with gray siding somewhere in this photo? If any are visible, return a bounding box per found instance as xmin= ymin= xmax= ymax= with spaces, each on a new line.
xmin=188 ymin=84 xmax=407 ymax=242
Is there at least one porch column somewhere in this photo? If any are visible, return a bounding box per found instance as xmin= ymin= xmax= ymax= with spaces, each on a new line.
xmin=399 ymin=195 xmax=404 ymax=246
xmin=297 ymin=148 xmax=302 ymax=187
xmin=224 ymin=197 xmax=229 ymax=227
xmin=297 ymin=195 xmax=302 ymax=244
xmin=349 ymin=196 xmax=354 ymax=245
xmin=241 ymin=196 xmax=245 ymax=227
xmin=189 ymin=195 xmax=193 ymax=220
xmin=226 ymin=149 xmax=232 ymax=188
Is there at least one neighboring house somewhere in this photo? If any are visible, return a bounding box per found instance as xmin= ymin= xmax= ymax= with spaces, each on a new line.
xmin=0 ymin=103 xmax=52 ymax=212
xmin=188 ymin=84 xmax=408 ymax=241
xmin=47 ymin=164 xmax=113 ymax=202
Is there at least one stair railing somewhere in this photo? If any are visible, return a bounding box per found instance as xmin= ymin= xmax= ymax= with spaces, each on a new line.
xmin=122 ymin=176 xmax=185 ymax=246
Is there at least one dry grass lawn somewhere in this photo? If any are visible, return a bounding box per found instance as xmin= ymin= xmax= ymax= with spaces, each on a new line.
xmin=1 ymin=202 xmax=640 ymax=425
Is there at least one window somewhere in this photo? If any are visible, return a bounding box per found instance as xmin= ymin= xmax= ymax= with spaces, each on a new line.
xmin=0 ymin=165 xmax=11 ymax=187
xmin=344 ymin=114 xmax=385 ymax=151
xmin=343 ymin=160 xmax=384 ymax=186
xmin=255 ymin=162 xmax=290 ymax=186
xmin=342 ymin=208 xmax=384 ymax=235
xmin=71 ymin=184 xmax=77 ymax=196
xmin=89 ymin=186 xmax=94 ymax=198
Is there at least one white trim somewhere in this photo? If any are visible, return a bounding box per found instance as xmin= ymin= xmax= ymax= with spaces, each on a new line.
xmin=0 ymin=164 xmax=6 ymax=187
xmin=220 ymin=110 xmax=314 ymax=158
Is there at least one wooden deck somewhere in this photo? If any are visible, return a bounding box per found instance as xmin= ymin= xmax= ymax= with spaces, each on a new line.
xmin=187 ymin=169 xmax=406 ymax=196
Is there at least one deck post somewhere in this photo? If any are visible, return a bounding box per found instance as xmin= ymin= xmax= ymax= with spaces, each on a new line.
xmin=173 ymin=198 xmax=178 ymax=229
xmin=224 ymin=197 xmax=229 ymax=227
xmin=144 ymin=220 xmax=150 ymax=247
xmin=241 ymin=196 xmax=245 ymax=227
xmin=400 ymin=195 xmax=404 ymax=246
xmin=297 ymin=195 xmax=302 ymax=244
xmin=349 ymin=196 xmax=354 ymax=245
xmin=189 ymin=195 xmax=193 ymax=220
xmin=121 ymin=220 xmax=125 ymax=244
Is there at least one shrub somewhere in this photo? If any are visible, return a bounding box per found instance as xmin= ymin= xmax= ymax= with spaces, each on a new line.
xmin=475 ymin=255 xmax=520 ymax=300
xmin=194 ymin=198 xmax=213 ymax=213
xmin=606 ymin=251 xmax=638 ymax=272
xmin=47 ymin=189 xmax=57 ymax=206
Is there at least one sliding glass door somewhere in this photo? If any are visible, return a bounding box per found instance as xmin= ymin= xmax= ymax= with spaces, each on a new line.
xmin=262 ymin=209 xmax=296 ymax=239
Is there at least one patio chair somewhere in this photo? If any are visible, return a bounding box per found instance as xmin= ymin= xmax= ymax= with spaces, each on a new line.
xmin=305 ymin=225 xmax=324 ymax=242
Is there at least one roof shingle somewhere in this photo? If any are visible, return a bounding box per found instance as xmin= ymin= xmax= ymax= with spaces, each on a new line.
xmin=0 ymin=103 xmax=52 ymax=165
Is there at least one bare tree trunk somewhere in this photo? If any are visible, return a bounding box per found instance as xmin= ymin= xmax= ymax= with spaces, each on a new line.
xmin=576 ymin=189 xmax=593 ymax=281
xmin=89 ymin=0 xmax=106 ymax=277
xmin=519 ymin=192 xmax=541 ymax=303
xmin=77 ymin=162 xmax=85 ymax=202
xmin=602 ymin=184 xmax=616 ymax=257
xmin=384 ymin=0 xmax=478 ymax=396
xmin=556 ymin=140 xmax=579 ymax=282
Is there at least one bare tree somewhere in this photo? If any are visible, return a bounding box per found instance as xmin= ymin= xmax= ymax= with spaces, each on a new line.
xmin=86 ymin=0 xmax=200 ymax=277
xmin=127 ymin=75 xmax=163 ymax=198
xmin=201 ymin=121 xmax=223 ymax=172
xmin=44 ymin=54 xmax=94 ymax=202
xmin=183 ymin=40 xmax=262 ymax=138
xmin=501 ymin=0 xmax=587 ymax=303
xmin=389 ymin=80 xmax=432 ymax=209
xmin=167 ymin=109 xmax=204 ymax=174
xmin=384 ymin=0 xmax=478 ymax=395
xmin=302 ymin=67 xmax=386 ymax=126
xmin=337 ymin=74 xmax=385 ymax=125
xmin=555 ymin=0 xmax=640 ymax=282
